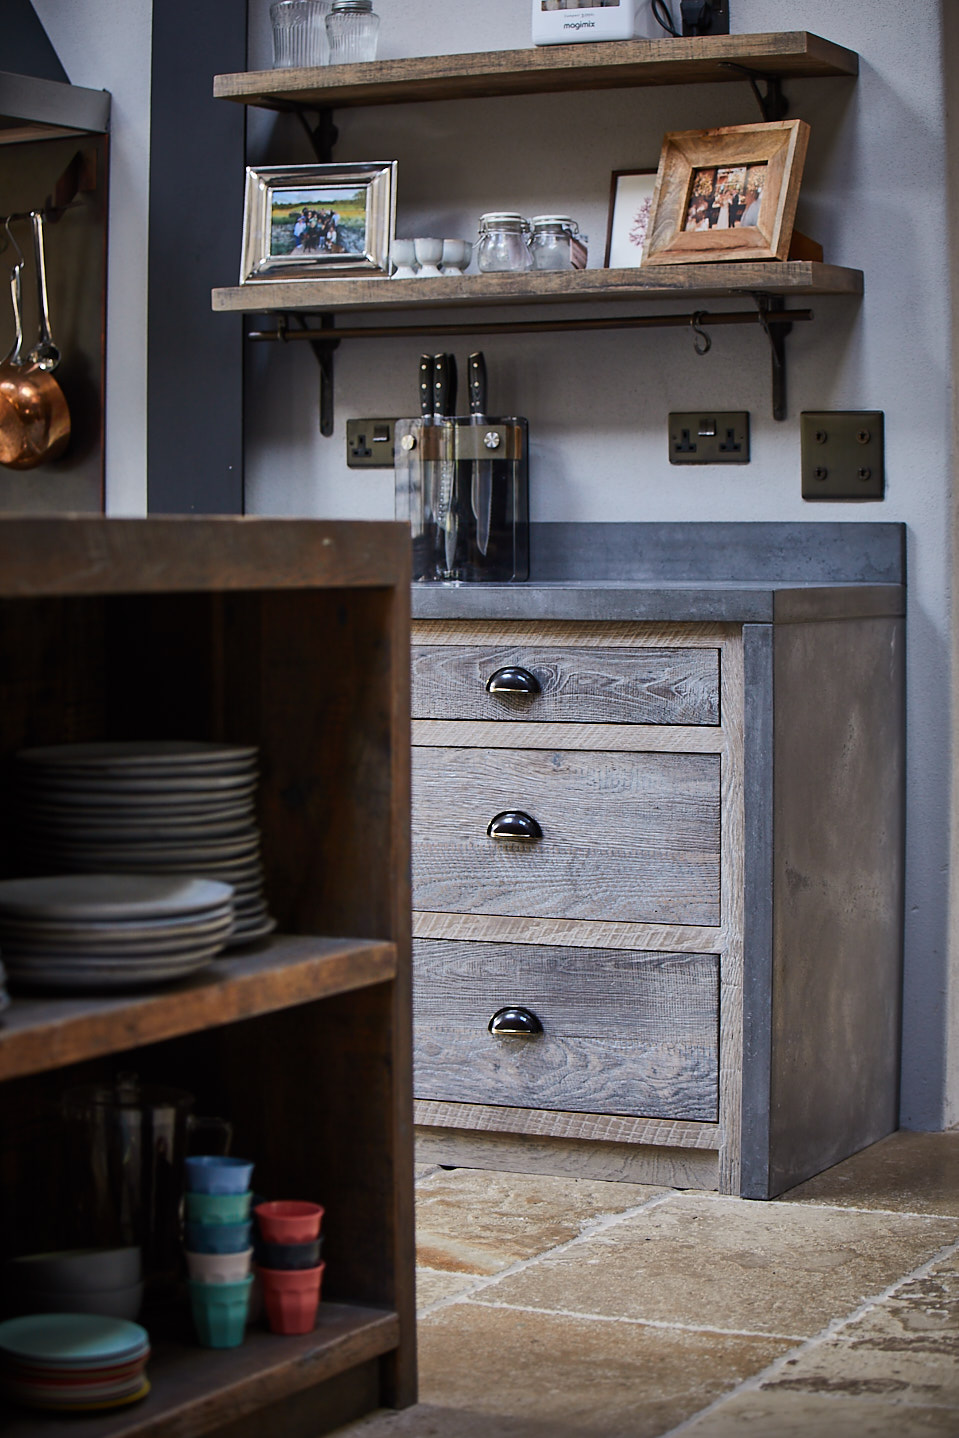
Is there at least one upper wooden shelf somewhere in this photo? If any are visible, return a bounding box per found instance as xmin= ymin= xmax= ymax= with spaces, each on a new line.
xmin=213 ymin=261 xmax=863 ymax=317
xmin=0 ymin=936 xmax=397 ymax=1081
xmin=213 ymin=31 xmax=858 ymax=112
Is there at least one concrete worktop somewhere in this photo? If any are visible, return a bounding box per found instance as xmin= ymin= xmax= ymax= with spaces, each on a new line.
xmin=411 ymin=522 xmax=906 ymax=624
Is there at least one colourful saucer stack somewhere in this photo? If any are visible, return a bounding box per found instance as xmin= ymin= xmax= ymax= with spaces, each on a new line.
xmin=0 ymin=1313 xmax=150 ymax=1413
xmin=183 ymin=1156 xmax=255 ymax=1348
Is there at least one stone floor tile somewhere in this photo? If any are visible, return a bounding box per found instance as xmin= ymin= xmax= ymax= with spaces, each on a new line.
xmin=416 ymin=1267 xmax=481 ymax=1310
xmin=781 ymin=1131 xmax=959 ymax=1215
xmin=414 ymin=1167 xmax=668 ymax=1276
xmin=678 ymin=1390 xmax=959 ymax=1436
xmin=384 ymin=1300 xmax=792 ymax=1438
xmin=472 ymin=1192 xmax=959 ymax=1337
xmin=754 ymin=1247 xmax=959 ymax=1408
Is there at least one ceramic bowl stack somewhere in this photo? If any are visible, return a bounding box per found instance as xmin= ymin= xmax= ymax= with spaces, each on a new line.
xmin=0 ymin=874 xmax=235 ymax=993
xmin=0 ymin=1313 xmax=150 ymax=1413
xmin=4 ymin=1247 xmax=144 ymax=1322
xmin=13 ymin=740 xmax=275 ymax=947
xmin=183 ymin=1155 xmax=255 ymax=1348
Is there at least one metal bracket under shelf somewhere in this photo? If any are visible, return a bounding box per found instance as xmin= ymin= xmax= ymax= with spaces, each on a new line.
xmin=719 ymin=63 xmax=790 ymax=122
xmin=249 ymin=300 xmax=811 ymax=434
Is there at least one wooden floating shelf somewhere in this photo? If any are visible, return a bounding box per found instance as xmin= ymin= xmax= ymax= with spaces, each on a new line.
xmin=213 ymin=31 xmax=858 ymax=111
xmin=0 ymin=1304 xmax=399 ymax=1438
xmin=0 ymin=936 xmax=397 ymax=1081
xmin=213 ymin=262 xmax=863 ymax=317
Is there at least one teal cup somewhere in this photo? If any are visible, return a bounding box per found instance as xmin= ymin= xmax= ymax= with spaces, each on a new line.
xmin=189 ymin=1275 xmax=254 ymax=1348
xmin=185 ymin=1190 xmax=252 ymax=1225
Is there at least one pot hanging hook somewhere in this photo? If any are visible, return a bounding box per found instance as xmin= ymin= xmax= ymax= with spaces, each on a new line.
xmin=690 ymin=311 xmax=711 ymax=356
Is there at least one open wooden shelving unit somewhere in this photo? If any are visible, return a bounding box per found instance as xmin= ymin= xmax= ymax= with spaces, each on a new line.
xmin=211 ymin=31 xmax=861 ymax=423
xmin=0 ymin=517 xmax=414 ymax=1438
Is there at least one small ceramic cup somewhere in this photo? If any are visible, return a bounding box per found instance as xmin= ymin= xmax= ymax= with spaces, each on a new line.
xmin=184 ymin=1247 xmax=254 ymax=1283
xmin=184 ymin=1220 xmax=254 ymax=1255
xmin=254 ymin=1200 xmax=324 ymax=1244
xmin=412 ymin=238 xmax=443 ymax=276
xmin=189 ymin=1275 xmax=254 ymax=1348
xmin=185 ymin=1156 xmax=254 ymax=1196
xmin=185 ymin=1190 xmax=252 ymax=1225
xmin=390 ymin=239 xmax=418 ymax=278
xmin=257 ymin=1262 xmax=325 ymax=1335
xmin=440 ymin=239 xmax=473 ymax=274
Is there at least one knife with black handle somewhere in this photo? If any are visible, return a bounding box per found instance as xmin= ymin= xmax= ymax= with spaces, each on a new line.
xmin=468 ymin=351 xmax=492 ymax=556
xmin=433 ymin=353 xmax=458 ymax=574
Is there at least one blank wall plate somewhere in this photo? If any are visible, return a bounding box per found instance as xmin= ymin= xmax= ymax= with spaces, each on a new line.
xmin=669 ymin=412 xmax=750 ymax=465
xmin=346 ymin=418 xmax=400 ymax=469
xmin=801 ymin=411 xmax=884 ymax=500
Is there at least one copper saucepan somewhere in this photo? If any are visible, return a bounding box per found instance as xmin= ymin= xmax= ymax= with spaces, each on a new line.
xmin=0 ymin=217 xmax=70 ymax=470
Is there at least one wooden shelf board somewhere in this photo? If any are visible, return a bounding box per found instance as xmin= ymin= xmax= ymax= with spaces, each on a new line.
xmin=213 ymin=262 xmax=863 ymax=318
xmin=0 ymin=1303 xmax=399 ymax=1438
xmin=0 ymin=935 xmax=397 ymax=1081
xmin=0 ymin=517 xmax=408 ymax=598
xmin=213 ymin=31 xmax=858 ymax=111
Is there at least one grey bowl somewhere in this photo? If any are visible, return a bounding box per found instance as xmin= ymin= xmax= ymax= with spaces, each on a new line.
xmin=6 ymin=1247 xmax=142 ymax=1294
xmin=16 ymin=1280 xmax=145 ymax=1322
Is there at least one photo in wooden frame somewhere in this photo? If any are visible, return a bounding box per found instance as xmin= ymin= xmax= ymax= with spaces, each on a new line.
xmin=604 ymin=168 xmax=658 ymax=268
xmin=641 ymin=120 xmax=810 ymax=266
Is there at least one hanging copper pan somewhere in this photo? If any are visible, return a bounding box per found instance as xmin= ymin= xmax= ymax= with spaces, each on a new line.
xmin=0 ymin=218 xmax=70 ymax=471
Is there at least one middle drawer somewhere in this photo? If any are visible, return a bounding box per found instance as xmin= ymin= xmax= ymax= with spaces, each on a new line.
xmin=412 ymin=745 xmax=721 ymax=926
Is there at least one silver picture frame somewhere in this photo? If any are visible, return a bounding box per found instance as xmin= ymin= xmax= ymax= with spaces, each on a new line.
xmin=239 ymin=161 xmax=397 ymax=282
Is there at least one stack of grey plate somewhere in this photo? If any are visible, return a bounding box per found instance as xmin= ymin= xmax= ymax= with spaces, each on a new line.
xmin=13 ymin=741 xmax=275 ymax=947
xmin=0 ymin=955 xmax=9 ymax=1016
xmin=0 ymin=874 xmax=235 ymax=993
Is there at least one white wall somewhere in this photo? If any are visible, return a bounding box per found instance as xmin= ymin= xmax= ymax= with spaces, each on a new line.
xmin=31 ymin=0 xmax=152 ymax=516
xmin=244 ymin=0 xmax=957 ymax=1130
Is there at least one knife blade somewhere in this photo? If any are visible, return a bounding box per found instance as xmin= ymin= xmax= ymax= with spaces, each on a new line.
xmin=433 ymin=353 xmax=458 ymax=575
xmin=468 ymin=351 xmax=492 ymax=556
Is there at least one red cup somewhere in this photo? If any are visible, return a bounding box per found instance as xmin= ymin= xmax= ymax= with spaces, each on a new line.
xmin=253 ymin=1200 xmax=324 ymax=1244
xmin=257 ymin=1261 xmax=324 ymax=1335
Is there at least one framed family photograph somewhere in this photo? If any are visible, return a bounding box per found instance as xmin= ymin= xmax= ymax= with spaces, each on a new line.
xmin=640 ymin=119 xmax=810 ymax=266
xmin=604 ymin=168 xmax=658 ymax=268
xmin=239 ymin=162 xmax=397 ymax=282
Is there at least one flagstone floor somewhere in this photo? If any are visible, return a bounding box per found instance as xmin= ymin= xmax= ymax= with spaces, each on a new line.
xmin=338 ymin=1131 xmax=959 ymax=1437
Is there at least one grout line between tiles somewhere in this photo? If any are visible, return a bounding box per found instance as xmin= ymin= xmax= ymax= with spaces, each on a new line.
xmin=416 ymin=1187 xmax=677 ymax=1317
xmin=773 ymin=1197 xmax=959 ymax=1222
xmin=452 ymin=1296 xmax=805 ymax=1343
xmin=658 ymin=1231 xmax=959 ymax=1436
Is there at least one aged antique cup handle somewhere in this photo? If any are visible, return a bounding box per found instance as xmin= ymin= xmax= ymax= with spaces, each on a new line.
xmin=486 ymin=810 xmax=542 ymax=841
xmin=488 ymin=1006 xmax=544 ymax=1037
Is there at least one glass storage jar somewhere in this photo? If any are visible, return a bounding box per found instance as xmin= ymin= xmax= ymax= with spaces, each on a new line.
xmin=475 ymin=213 xmax=534 ymax=273
xmin=326 ymin=0 xmax=379 ymax=64
xmin=270 ymin=0 xmax=329 ymax=67
xmin=530 ymin=215 xmax=587 ymax=271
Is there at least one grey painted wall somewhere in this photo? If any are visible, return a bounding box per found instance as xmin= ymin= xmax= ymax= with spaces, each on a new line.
xmin=244 ymin=0 xmax=957 ymax=1131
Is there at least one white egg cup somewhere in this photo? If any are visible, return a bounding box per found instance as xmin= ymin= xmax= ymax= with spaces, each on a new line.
xmin=440 ymin=239 xmax=473 ymax=275
xmin=390 ymin=239 xmax=419 ymax=279
xmin=412 ymin=237 xmax=443 ymax=277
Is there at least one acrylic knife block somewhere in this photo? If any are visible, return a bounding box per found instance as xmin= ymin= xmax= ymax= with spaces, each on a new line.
xmin=394 ymin=415 xmax=529 ymax=582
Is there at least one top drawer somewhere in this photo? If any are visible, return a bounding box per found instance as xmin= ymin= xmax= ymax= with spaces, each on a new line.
xmin=411 ymin=645 xmax=720 ymax=726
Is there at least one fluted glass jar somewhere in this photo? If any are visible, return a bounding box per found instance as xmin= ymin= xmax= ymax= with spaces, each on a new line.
xmin=476 ymin=213 xmax=533 ymax=274
xmin=530 ymin=215 xmax=586 ymax=271
xmin=270 ymin=0 xmax=329 ymax=67
xmin=326 ymin=0 xmax=380 ymax=63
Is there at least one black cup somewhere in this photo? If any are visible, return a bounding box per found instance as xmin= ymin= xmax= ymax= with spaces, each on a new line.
xmin=255 ymin=1236 xmax=323 ymax=1270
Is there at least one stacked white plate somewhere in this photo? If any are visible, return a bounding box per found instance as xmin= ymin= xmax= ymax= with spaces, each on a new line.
xmin=0 ymin=874 xmax=235 ymax=993
xmin=0 ymin=1313 xmax=150 ymax=1412
xmin=14 ymin=740 xmax=275 ymax=947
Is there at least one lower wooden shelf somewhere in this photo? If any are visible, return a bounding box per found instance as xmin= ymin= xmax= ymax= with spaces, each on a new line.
xmin=0 ymin=1302 xmax=400 ymax=1437
xmin=0 ymin=936 xmax=398 ymax=1081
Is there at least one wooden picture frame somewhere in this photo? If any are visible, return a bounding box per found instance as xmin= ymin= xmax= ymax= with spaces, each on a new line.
xmin=239 ymin=162 xmax=397 ymax=283
xmin=641 ymin=120 xmax=810 ymax=266
xmin=604 ymin=168 xmax=658 ymax=269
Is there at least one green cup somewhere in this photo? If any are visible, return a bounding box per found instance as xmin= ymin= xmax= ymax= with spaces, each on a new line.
xmin=184 ymin=1190 xmax=252 ymax=1225
xmin=189 ymin=1276 xmax=254 ymax=1348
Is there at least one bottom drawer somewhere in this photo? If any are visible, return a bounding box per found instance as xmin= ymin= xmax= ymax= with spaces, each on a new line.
xmin=413 ymin=938 xmax=719 ymax=1123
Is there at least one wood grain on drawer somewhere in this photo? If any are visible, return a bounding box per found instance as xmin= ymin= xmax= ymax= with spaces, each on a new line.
xmin=411 ymin=645 xmax=720 ymax=725
xmin=412 ymin=746 xmax=721 ymax=925
xmin=414 ymin=938 xmax=719 ymax=1121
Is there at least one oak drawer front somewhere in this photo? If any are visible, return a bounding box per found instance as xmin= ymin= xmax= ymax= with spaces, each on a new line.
xmin=412 ymin=746 xmax=721 ymax=926
xmin=411 ymin=644 xmax=720 ymax=725
xmin=413 ymin=938 xmax=719 ymax=1122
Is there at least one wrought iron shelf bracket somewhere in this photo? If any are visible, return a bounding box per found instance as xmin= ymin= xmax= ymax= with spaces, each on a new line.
xmin=249 ymin=302 xmax=811 ymax=432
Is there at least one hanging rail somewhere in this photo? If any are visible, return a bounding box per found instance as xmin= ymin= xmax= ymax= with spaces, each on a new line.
xmin=247 ymin=302 xmax=811 ymax=431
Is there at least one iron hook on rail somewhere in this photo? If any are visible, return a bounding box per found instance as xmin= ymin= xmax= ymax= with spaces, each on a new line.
xmin=690 ymin=311 xmax=712 ymax=356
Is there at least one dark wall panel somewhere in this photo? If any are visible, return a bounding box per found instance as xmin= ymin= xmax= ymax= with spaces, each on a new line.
xmin=148 ymin=1 xmax=246 ymax=513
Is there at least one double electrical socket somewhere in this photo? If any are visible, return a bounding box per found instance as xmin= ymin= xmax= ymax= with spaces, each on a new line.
xmin=669 ymin=412 xmax=750 ymax=465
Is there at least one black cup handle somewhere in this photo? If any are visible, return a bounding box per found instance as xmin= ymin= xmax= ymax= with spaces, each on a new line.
xmin=487 ymin=810 xmax=542 ymax=841
xmin=485 ymin=666 xmax=541 ymax=695
xmin=488 ymin=1006 xmax=543 ymax=1036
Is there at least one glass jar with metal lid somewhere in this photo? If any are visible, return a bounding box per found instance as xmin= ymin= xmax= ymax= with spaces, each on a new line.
xmin=476 ymin=213 xmax=533 ymax=274
xmin=530 ymin=215 xmax=587 ymax=271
